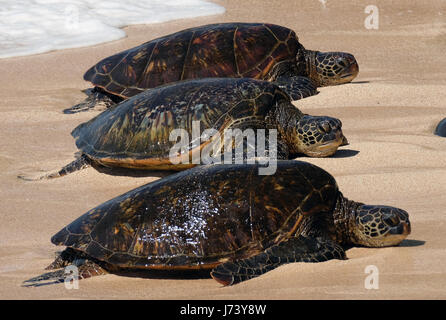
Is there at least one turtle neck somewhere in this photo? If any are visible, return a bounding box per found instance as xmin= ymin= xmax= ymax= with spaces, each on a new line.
xmin=332 ymin=192 xmax=363 ymax=245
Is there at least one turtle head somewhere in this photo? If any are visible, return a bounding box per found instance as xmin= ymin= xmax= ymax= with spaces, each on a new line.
xmin=351 ymin=205 xmax=411 ymax=247
xmin=306 ymin=51 xmax=359 ymax=87
xmin=290 ymin=115 xmax=348 ymax=157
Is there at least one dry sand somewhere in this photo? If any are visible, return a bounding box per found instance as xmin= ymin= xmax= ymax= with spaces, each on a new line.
xmin=0 ymin=0 xmax=445 ymax=299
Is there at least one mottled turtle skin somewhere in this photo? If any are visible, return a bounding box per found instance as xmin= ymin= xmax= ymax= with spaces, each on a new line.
xmin=65 ymin=23 xmax=358 ymax=113
xmin=28 ymin=78 xmax=347 ymax=180
xmin=23 ymin=161 xmax=411 ymax=286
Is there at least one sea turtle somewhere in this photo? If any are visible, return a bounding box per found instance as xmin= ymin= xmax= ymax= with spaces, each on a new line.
xmin=64 ymin=22 xmax=359 ymax=113
xmin=21 ymin=78 xmax=348 ymax=180
xmin=434 ymin=118 xmax=446 ymax=137
xmin=23 ymin=160 xmax=411 ymax=287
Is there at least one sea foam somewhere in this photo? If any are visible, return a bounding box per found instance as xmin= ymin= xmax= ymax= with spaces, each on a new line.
xmin=0 ymin=0 xmax=225 ymax=59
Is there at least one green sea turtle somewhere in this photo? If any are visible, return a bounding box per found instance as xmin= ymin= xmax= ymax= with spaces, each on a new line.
xmin=434 ymin=118 xmax=446 ymax=137
xmin=64 ymin=22 xmax=359 ymax=113
xmin=23 ymin=160 xmax=411 ymax=287
xmin=21 ymin=78 xmax=348 ymax=180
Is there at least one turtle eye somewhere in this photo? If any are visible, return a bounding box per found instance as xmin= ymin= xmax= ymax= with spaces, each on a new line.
xmin=331 ymin=118 xmax=342 ymax=128
xmin=336 ymin=57 xmax=348 ymax=68
xmin=383 ymin=215 xmax=400 ymax=227
xmin=318 ymin=122 xmax=331 ymax=134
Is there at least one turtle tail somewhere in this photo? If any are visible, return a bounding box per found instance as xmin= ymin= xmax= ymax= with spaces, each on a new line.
xmin=22 ymin=249 xmax=108 ymax=287
xmin=63 ymin=87 xmax=120 ymax=114
xmin=17 ymin=154 xmax=91 ymax=181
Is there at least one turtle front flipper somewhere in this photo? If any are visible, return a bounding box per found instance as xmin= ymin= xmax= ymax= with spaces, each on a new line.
xmin=210 ymin=236 xmax=346 ymax=286
xmin=63 ymin=87 xmax=121 ymax=114
xmin=221 ymin=132 xmax=290 ymax=164
xmin=22 ymin=249 xmax=108 ymax=287
xmin=219 ymin=118 xmax=290 ymax=165
xmin=273 ymin=76 xmax=319 ymax=101
xmin=18 ymin=154 xmax=91 ymax=181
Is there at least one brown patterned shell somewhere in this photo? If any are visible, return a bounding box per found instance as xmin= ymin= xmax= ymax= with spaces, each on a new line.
xmin=51 ymin=161 xmax=339 ymax=269
xmin=83 ymin=23 xmax=303 ymax=98
xmin=71 ymin=78 xmax=293 ymax=170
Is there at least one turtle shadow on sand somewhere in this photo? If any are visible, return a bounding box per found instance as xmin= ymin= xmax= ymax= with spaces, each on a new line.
xmin=22 ymin=269 xmax=212 ymax=288
xmin=342 ymin=239 xmax=425 ymax=251
xmin=91 ymin=163 xmax=175 ymax=179
xmin=434 ymin=118 xmax=446 ymax=137
xmin=91 ymin=149 xmax=360 ymax=177
xmin=349 ymin=80 xmax=370 ymax=84
xmin=114 ymin=269 xmax=212 ymax=280
xmin=398 ymin=239 xmax=425 ymax=247
xmin=327 ymin=149 xmax=359 ymax=158
xmin=91 ymin=149 xmax=360 ymax=178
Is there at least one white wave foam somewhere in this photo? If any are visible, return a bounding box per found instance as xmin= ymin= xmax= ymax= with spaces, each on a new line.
xmin=0 ymin=0 xmax=225 ymax=59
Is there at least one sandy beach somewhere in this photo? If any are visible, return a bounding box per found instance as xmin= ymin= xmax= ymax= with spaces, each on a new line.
xmin=1 ymin=0 xmax=445 ymax=299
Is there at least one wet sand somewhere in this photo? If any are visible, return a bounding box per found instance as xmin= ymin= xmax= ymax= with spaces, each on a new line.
xmin=0 ymin=0 xmax=445 ymax=299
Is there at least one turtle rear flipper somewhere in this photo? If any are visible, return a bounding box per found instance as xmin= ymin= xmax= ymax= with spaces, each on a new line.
xmin=273 ymin=76 xmax=319 ymax=100
xmin=210 ymin=236 xmax=346 ymax=286
xmin=22 ymin=261 xmax=107 ymax=287
xmin=22 ymin=249 xmax=108 ymax=287
xmin=63 ymin=87 xmax=120 ymax=114
xmin=17 ymin=154 xmax=91 ymax=181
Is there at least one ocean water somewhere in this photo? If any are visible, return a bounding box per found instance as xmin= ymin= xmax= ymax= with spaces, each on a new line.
xmin=0 ymin=0 xmax=225 ymax=59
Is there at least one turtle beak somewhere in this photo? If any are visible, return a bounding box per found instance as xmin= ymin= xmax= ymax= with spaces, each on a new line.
xmin=339 ymin=53 xmax=359 ymax=81
xmin=389 ymin=222 xmax=411 ymax=236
